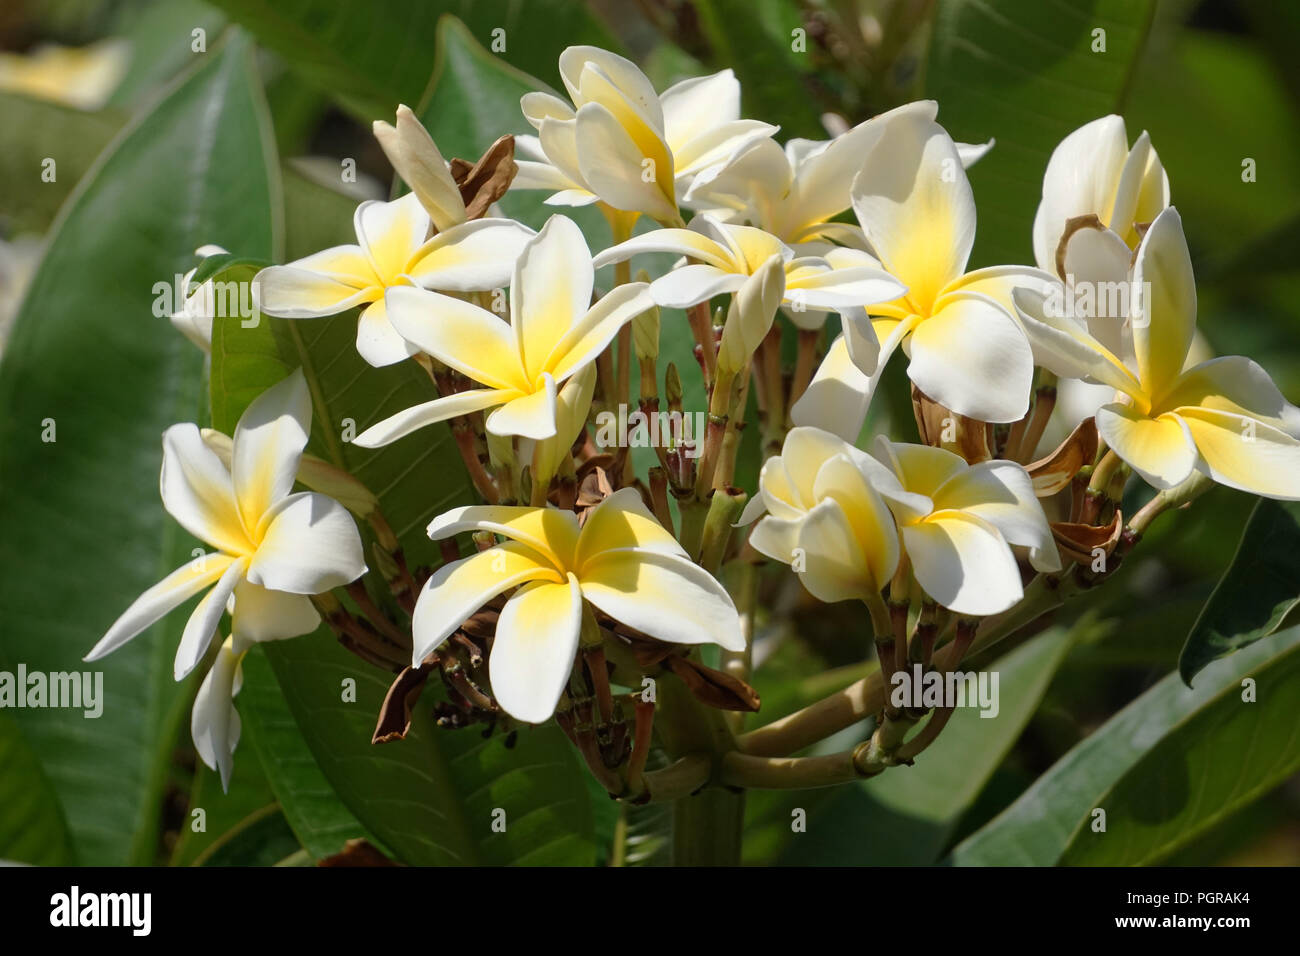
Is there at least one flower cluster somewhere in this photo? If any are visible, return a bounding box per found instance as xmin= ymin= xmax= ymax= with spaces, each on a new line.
xmin=96 ymin=45 xmax=1300 ymax=793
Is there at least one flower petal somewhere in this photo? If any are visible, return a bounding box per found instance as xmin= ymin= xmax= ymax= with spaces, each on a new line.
xmin=485 ymin=373 xmax=558 ymax=440
xmin=85 ymin=553 xmax=236 ymax=662
xmin=1131 ymin=207 xmax=1196 ymax=397
xmin=574 ymin=101 xmax=678 ymax=222
xmin=161 ymin=423 xmax=251 ymax=555
xmin=512 ymin=216 xmax=595 ymax=382
xmin=245 ymin=492 xmax=367 ymax=594
xmin=490 ymin=576 xmax=583 ymax=723
xmin=1163 ymin=356 xmax=1300 ymax=437
xmin=907 ymin=293 xmax=1034 ymax=423
xmin=793 ymin=497 xmax=874 ymax=603
xmin=1032 ymin=115 xmax=1129 ymax=274
xmin=932 ymin=460 xmax=1060 ymax=572
xmin=231 ymin=369 xmax=311 ymax=533
xmin=549 ymin=283 xmax=654 ymax=382
xmin=576 ymin=487 xmax=686 ymax=568
xmin=580 ymin=551 xmax=744 ymax=651
xmin=230 ymin=580 xmax=321 ymax=643
xmin=254 ymin=247 xmax=377 ymax=318
xmin=351 ymin=388 xmax=509 ymax=448
xmin=384 ymin=285 xmax=523 ymax=389
xmin=1179 ymin=407 xmax=1300 ymax=500
xmin=175 ymin=556 xmax=247 ymax=680
xmin=1011 ymin=286 xmax=1141 ymax=397
xmin=427 ymin=504 xmax=581 ymax=571
xmin=850 ymin=114 xmax=975 ymax=311
xmin=660 ymin=69 xmax=740 ymax=148
xmin=191 ymin=636 xmax=246 ymax=792
xmin=903 ymin=512 xmax=1022 ymax=615
xmin=1095 ymin=402 xmax=1196 ymax=489
xmin=811 ymin=453 xmax=901 ymax=589
xmin=355 ymin=193 xmax=430 ymax=283
xmin=355 ymin=297 xmax=419 ymax=367
xmin=405 ymin=218 xmax=536 ymax=292
xmin=748 ymin=514 xmax=803 ymax=565
xmin=411 ymin=543 xmax=561 ymax=664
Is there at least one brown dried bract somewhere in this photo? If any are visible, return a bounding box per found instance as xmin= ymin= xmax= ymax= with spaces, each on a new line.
xmin=911 ymin=384 xmax=993 ymax=464
xmin=1051 ymin=507 xmax=1123 ymax=565
xmin=449 ymin=134 xmax=517 ymax=221
xmin=318 ymin=838 xmax=399 ymax=867
xmin=1027 ymin=417 xmax=1099 ymax=497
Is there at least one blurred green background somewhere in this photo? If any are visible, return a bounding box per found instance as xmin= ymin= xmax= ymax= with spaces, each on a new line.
xmin=0 ymin=0 xmax=1296 ymax=867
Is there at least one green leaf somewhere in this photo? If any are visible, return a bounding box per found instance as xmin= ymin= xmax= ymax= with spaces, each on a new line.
xmin=949 ymin=626 xmax=1300 ymax=866
xmin=169 ymin=751 xmax=276 ymax=866
xmin=691 ymin=0 xmax=823 ymax=139
xmin=252 ymin=632 xmax=597 ymax=866
xmin=235 ymin=649 xmax=372 ymax=860
xmin=204 ymin=0 xmax=443 ymax=118
xmin=195 ymin=805 xmax=304 ymax=866
xmin=924 ymin=0 xmax=1156 ymax=267
xmin=1180 ymin=498 xmax=1300 ymax=686
xmin=779 ymin=626 xmax=1075 ymax=865
xmin=0 ymin=32 xmax=278 ymax=865
xmin=0 ymin=709 xmax=75 ymax=865
xmin=0 ymin=92 xmax=122 ymax=233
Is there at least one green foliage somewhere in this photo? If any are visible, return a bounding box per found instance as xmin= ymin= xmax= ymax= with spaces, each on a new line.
xmin=0 ymin=33 xmax=277 ymax=865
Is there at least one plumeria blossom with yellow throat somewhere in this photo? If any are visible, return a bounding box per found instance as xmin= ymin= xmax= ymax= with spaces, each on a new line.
xmin=1015 ymin=207 xmax=1300 ymax=499
xmin=415 ymin=489 xmax=744 ymax=722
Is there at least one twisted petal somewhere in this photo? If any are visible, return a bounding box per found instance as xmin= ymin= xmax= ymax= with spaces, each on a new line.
xmin=1095 ymin=403 xmax=1196 ymax=489
xmin=580 ymin=551 xmax=744 ymax=651
xmin=490 ymin=575 xmax=584 ymax=723
xmin=575 ymin=101 xmax=677 ymax=222
xmin=903 ymin=512 xmax=1022 ymax=616
xmin=85 ymin=553 xmax=236 ymax=662
xmin=191 ymin=636 xmax=246 ymax=792
xmin=811 ymin=453 xmax=901 ymax=590
xmin=246 ymin=492 xmax=367 ymax=594
xmin=411 ymin=542 xmax=561 ymax=664
xmin=1011 ymin=287 xmax=1141 ymax=397
xmin=793 ymin=498 xmax=875 ymax=603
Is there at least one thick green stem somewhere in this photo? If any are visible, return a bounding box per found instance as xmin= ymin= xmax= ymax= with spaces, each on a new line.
xmin=672 ymin=788 xmax=745 ymax=866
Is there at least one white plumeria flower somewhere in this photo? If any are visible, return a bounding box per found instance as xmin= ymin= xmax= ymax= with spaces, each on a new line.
xmin=743 ymin=427 xmax=1057 ymax=616
xmin=1033 ymin=115 xmax=1169 ymax=285
xmin=683 ymin=99 xmax=992 ymax=247
xmin=254 ymin=192 xmax=535 ymax=367
xmin=513 ymin=46 xmax=776 ymax=223
xmin=352 ymin=216 xmax=652 ymax=447
xmin=86 ymin=369 xmax=367 ymax=689
xmin=416 ymin=489 xmax=744 ymax=722
xmin=792 ymin=111 xmax=1055 ymax=439
xmin=168 ymin=244 xmax=229 ymax=352
xmin=1014 ymin=207 xmax=1300 ymax=499
xmin=593 ymin=213 xmax=905 ymax=329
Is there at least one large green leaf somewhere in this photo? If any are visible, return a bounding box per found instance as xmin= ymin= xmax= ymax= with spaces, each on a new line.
xmin=0 ymin=92 xmax=122 ymax=233
xmin=0 ymin=33 xmax=278 ymax=865
xmin=949 ymin=626 xmax=1300 ymax=866
xmin=253 ymin=632 xmax=596 ymax=865
xmin=206 ymin=2 xmax=616 ymax=120
xmin=1179 ymin=498 xmax=1300 ymax=686
xmin=779 ymin=626 xmax=1074 ymax=865
xmin=925 ymin=0 xmax=1156 ymax=267
xmin=0 ymin=709 xmax=75 ymax=865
